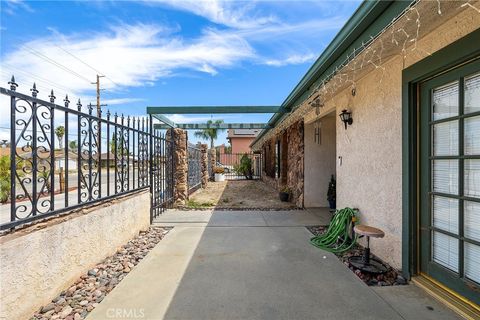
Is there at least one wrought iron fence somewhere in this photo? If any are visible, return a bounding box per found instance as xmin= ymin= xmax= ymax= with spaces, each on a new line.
xmin=215 ymin=152 xmax=263 ymax=180
xmin=0 ymin=77 xmax=173 ymax=230
xmin=150 ymin=129 xmax=174 ymax=219
xmin=187 ymin=143 xmax=202 ymax=194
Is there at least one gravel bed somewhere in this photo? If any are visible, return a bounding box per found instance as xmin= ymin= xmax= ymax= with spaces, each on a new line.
xmin=307 ymin=225 xmax=407 ymax=287
xmin=31 ymin=227 xmax=171 ymax=320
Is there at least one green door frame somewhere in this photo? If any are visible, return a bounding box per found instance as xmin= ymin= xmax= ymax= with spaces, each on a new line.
xmin=402 ymin=28 xmax=480 ymax=279
xmin=419 ymin=60 xmax=480 ymax=304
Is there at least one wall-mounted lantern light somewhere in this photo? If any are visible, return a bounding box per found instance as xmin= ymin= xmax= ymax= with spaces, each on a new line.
xmin=339 ymin=109 xmax=353 ymax=129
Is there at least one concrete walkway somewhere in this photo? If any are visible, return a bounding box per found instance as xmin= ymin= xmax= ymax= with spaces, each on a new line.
xmin=87 ymin=209 xmax=460 ymax=320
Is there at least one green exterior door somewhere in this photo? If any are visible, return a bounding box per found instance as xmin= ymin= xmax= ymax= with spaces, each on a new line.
xmin=420 ymin=59 xmax=480 ymax=304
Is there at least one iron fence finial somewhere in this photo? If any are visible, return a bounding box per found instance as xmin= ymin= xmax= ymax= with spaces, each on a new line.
xmin=76 ymin=98 xmax=81 ymax=111
xmin=31 ymin=82 xmax=38 ymax=97
xmin=49 ymin=89 xmax=56 ymax=103
xmin=64 ymin=94 xmax=70 ymax=108
xmin=8 ymin=75 xmax=18 ymax=91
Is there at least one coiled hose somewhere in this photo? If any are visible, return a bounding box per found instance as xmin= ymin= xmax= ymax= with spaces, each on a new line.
xmin=310 ymin=207 xmax=358 ymax=253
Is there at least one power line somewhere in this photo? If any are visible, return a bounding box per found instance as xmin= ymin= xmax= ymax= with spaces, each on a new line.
xmin=22 ymin=44 xmax=93 ymax=84
xmin=1 ymin=65 xmax=76 ymax=94
xmin=55 ymin=45 xmax=103 ymax=75
xmin=55 ymin=44 xmax=121 ymax=88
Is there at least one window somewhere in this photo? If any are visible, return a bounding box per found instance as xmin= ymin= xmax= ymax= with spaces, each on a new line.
xmin=275 ymin=140 xmax=281 ymax=179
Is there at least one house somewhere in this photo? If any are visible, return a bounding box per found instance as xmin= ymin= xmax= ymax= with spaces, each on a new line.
xmin=0 ymin=147 xmax=26 ymax=158
xmin=227 ymin=129 xmax=260 ymax=154
xmin=250 ymin=0 xmax=480 ymax=309
xmin=17 ymin=149 xmax=77 ymax=171
xmin=99 ymin=152 xmax=136 ymax=167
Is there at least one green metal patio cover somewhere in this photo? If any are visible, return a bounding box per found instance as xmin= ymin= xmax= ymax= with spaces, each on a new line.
xmin=146 ymin=105 xmax=287 ymax=129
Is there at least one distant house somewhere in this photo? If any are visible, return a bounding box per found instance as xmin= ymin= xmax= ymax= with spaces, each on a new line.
xmin=99 ymin=152 xmax=136 ymax=168
xmin=216 ymin=130 xmax=259 ymax=168
xmin=17 ymin=149 xmax=77 ymax=171
xmin=0 ymin=147 xmax=24 ymax=158
xmin=226 ymin=129 xmax=260 ymax=154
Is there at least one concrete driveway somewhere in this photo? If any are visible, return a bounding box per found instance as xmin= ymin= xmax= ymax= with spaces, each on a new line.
xmin=87 ymin=209 xmax=460 ymax=320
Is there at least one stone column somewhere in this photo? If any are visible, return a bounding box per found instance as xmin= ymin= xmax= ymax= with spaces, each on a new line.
xmin=200 ymin=144 xmax=208 ymax=188
xmin=208 ymin=148 xmax=216 ymax=181
xmin=168 ymin=128 xmax=188 ymax=206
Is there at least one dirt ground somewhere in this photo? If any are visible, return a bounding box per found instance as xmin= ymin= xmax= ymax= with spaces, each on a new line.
xmin=186 ymin=180 xmax=297 ymax=209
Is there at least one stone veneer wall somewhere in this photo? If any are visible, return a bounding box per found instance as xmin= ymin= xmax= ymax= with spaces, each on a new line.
xmin=168 ymin=128 xmax=188 ymax=206
xmin=0 ymin=191 xmax=150 ymax=320
xmin=261 ymin=138 xmax=278 ymax=190
xmin=208 ymin=149 xmax=216 ymax=180
xmin=286 ymin=120 xmax=304 ymax=207
xmin=260 ymin=120 xmax=304 ymax=207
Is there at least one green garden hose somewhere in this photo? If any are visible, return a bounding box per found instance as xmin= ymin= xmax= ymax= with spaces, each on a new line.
xmin=310 ymin=207 xmax=358 ymax=253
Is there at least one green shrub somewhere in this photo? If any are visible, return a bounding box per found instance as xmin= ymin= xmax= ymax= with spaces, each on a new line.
xmin=0 ymin=156 xmax=10 ymax=203
xmin=234 ymin=154 xmax=253 ymax=180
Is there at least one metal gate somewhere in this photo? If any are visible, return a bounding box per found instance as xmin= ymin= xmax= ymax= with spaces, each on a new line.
xmin=150 ymin=128 xmax=175 ymax=220
xmin=215 ymin=152 xmax=262 ymax=180
xmin=187 ymin=143 xmax=202 ymax=194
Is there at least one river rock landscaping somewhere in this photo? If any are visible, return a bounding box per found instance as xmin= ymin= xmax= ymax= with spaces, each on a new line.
xmin=30 ymin=226 xmax=171 ymax=320
xmin=307 ymin=226 xmax=407 ymax=287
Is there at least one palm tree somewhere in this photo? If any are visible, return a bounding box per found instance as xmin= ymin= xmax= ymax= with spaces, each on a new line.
xmin=194 ymin=119 xmax=224 ymax=148
xmin=55 ymin=126 xmax=65 ymax=149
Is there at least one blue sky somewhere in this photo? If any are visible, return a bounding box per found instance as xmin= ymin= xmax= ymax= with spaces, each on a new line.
xmin=1 ymin=0 xmax=361 ymax=144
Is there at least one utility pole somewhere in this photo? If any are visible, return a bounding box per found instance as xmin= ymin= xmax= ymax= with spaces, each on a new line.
xmin=92 ymin=74 xmax=107 ymax=156
xmin=93 ymin=74 xmax=107 ymax=118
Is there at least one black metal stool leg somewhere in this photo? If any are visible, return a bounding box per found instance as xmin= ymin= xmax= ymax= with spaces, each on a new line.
xmin=362 ymin=236 xmax=370 ymax=265
xmin=348 ymin=235 xmax=387 ymax=274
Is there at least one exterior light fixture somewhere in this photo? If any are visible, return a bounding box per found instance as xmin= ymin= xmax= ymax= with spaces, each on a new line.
xmin=339 ymin=109 xmax=353 ymax=129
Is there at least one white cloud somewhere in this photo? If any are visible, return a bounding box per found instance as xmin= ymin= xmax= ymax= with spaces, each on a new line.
xmin=1 ymin=23 xmax=255 ymax=100
xmin=2 ymin=0 xmax=34 ymax=15
xmin=264 ymin=53 xmax=316 ymax=67
xmin=1 ymin=2 xmax=352 ymax=103
xmin=144 ymin=0 xmax=277 ymax=29
xmin=103 ymin=97 xmax=146 ymax=105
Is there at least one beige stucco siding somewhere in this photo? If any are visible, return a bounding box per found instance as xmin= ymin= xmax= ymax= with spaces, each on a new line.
xmin=0 ymin=191 xmax=150 ymax=320
xmin=305 ymin=9 xmax=480 ymax=269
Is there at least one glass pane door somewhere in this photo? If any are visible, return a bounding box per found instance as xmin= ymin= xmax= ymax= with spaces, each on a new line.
xmin=420 ymin=60 xmax=480 ymax=305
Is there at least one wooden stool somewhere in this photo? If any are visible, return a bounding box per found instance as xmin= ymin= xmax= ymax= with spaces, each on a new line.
xmin=348 ymin=224 xmax=387 ymax=274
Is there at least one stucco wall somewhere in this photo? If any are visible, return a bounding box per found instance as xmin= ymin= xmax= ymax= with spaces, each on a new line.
xmin=303 ymin=9 xmax=480 ymax=269
xmin=231 ymin=137 xmax=254 ymax=154
xmin=0 ymin=191 xmax=150 ymax=320
xmin=304 ymin=115 xmax=336 ymax=207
